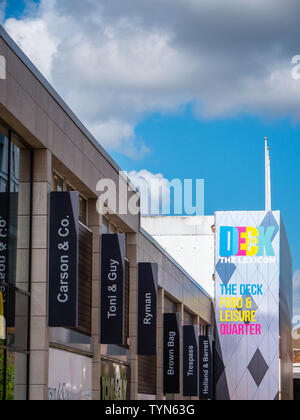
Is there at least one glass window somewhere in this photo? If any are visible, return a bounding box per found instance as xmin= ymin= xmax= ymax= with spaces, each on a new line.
xmin=79 ymin=195 xmax=87 ymax=225
xmin=0 ymin=348 xmax=28 ymax=401
xmin=67 ymin=184 xmax=87 ymax=225
xmin=0 ymin=347 xmax=4 ymax=400
xmin=9 ymin=138 xmax=31 ymax=292
xmin=53 ymin=173 xmax=63 ymax=192
xmin=101 ymin=360 xmax=130 ymax=400
xmin=10 ymin=144 xmax=19 ymax=193
xmin=0 ymin=126 xmax=9 ymax=193
xmin=102 ymin=217 xmax=109 ymax=234
xmin=0 ymin=124 xmax=31 ymax=400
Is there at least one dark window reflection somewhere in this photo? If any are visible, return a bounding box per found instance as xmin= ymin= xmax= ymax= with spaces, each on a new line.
xmin=0 ymin=347 xmax=3 ymax=400
xmin=0 ymin=348 xmax=28 ymax=400
xmin=0 ymin=124 xmax=31 ymax=400
xmin=0 ymin=127 xmax=9 ymax=193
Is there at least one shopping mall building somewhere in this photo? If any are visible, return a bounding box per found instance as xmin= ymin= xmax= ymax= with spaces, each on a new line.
xmin=0 ymin=25 xmax=293 ymax=400
xmin=0 ymin=26 xmax=214 ymax=400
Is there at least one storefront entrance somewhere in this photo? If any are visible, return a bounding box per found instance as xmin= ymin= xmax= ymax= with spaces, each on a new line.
xmin=100 ymin=359 xmax=131 ymax=400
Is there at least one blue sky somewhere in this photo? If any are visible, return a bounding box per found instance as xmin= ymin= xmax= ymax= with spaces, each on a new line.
xmin=3 ymin=0 xmax=39 ymax=19
xmin=3 ymin=1 xmax=300 ymax=306
xmin=115 ymin=111 xmax=300 ymax=268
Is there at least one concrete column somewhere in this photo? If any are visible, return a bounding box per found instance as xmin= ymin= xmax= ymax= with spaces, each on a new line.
xmin=156 ymin=287 xmax=164 ymax=400
xmin=175 ymin=302 xmax=184 ymax=400
xmin=88 ymin=199 xmax=101 ymax=401
xmin=14 ymin=149 xmax=32 ymax=400
xmin=127 ymin=233 xmax=138 ymax=400
xmin=29 ymin=149 xmax=52 ymax=400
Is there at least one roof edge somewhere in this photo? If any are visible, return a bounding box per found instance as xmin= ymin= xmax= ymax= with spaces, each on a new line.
xmin=0 ymin=24 xmax=139 ymax=194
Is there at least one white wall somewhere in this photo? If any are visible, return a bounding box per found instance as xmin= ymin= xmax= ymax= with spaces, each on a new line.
xmin=141 ymin=216 xmax=215 ymax=297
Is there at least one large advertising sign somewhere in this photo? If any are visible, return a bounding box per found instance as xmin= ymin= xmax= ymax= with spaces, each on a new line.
xmin=183 ymin=325 xmax=198 ymax=397
xmin=100 ymin=233 xmax=126 ymax=345
xmin=48 ymin=348 xmax=92 ymax=400
xmin=215 ymin=211 xmax=281 ymax=400
xmin=163 ymin=313 xmax=180 ymax=394
xmin=48 ymin=192 xmax=79 ymax=328
xmin=137 ymin=262 xmax=158 ymax=356
xmin=199 ymin=335 xmax=213 ymax=400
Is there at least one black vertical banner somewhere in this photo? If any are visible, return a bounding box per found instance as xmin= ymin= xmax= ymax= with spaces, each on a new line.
xmin=137 ymin=262 xmax=158 ymax=355
xmin=48 ymin=192 xmax=79 ymax=327
xmin=0 ymin=192 xmax=8 ymax=294
xmin=0 ymin=192 xmax=8 ymax=337
xmin=199 ymin=335 xmax=213 ymax=400
xmin=183 ymin=325 xmax=198 ymax=397
xmin=100 ymin=233 xmax=125 ymax=345
xmin=163 ymin=313 xmax=180 ymax=394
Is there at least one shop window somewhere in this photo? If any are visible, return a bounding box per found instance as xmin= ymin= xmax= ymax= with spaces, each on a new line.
xmin=48 ymin=348 xmax=92 ymax=400
xmin=67 ymin=184 xmax=87 ymax=225
xmin=199 ymin=324 xmax=208 ymax=336
xmin=0 ymin=126 xmax=9 ymax=192
xmin=0 ymin=123 xmax=31 ymax=400
xmin=100 ymin=360 xmax=130 ymax=400
xmin=10 ymin=144 xmax=19 ymax=193
xmin=0 ymin=348 xmax=29 ymax=401
xmin=79 ymin=195 xmax=87 ymax=225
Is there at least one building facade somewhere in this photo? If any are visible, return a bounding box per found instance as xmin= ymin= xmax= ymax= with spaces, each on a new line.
xmin=0 ymin=26 xmax=213 ymax=400
xmin=142 ymin=211 xmax=294 ymax=400
xmin=141 ymin=216 xmax=215 ymax=296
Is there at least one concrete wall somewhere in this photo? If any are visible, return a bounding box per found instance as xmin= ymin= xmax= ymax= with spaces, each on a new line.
xmin=141 ymin=216 xmax=215 ymax=296
xmin=138 ymin=229 xmax=212 ymax=325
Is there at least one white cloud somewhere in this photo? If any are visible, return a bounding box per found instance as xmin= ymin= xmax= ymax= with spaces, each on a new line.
xmin=90 ymin=119 xmax=150 ymax=159
xmin=4 ymin=0 xmax=300 ymax=157
xmin=128 ymin=169 xmax=170 ymax=215
xmin=5 ymin=17 xmax=57 ymax=80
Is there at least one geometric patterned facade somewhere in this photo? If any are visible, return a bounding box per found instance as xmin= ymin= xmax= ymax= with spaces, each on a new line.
xmin=214 ymin=211 xmax=291 ymax=400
